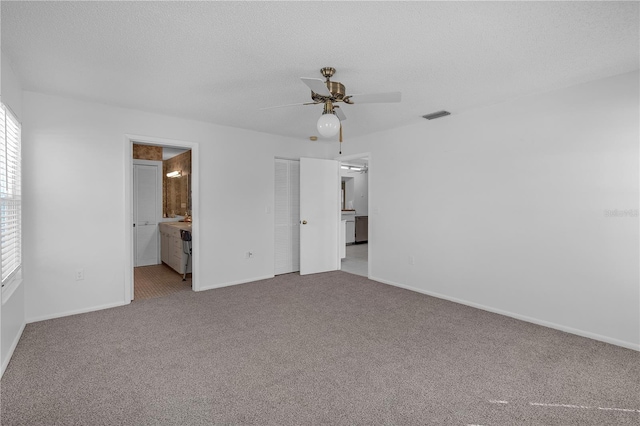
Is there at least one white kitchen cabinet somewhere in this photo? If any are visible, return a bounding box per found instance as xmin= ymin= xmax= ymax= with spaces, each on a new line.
xmin=340 ymin=220 xmax=346 ymax=259
xmin=341 ymin=211 xmax=356 ymax=244
xmin=345 ymin=221 xmax=355 ymax=244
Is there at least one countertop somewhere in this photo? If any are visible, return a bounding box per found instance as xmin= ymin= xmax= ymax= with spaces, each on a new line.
xmin=159 ymin=222 xmax=192 ymax=230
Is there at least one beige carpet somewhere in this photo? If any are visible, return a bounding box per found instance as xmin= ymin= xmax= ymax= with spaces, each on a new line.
xmin=2 ymin=271 xmax=639 ymax=425
xmin=134 ymin=264 xmax=191 ymax=301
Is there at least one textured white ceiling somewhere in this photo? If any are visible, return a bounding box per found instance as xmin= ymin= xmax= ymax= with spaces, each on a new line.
xmin=2 ymin=1 xmax=638 ymax=141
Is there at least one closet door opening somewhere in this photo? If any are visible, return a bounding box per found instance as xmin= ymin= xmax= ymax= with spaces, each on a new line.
xmin=274 ymin=158 xmax=300 ymax=275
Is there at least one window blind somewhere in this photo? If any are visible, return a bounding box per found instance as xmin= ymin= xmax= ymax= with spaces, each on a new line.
xmin=1 ymin=103 xmax=22 ymax=286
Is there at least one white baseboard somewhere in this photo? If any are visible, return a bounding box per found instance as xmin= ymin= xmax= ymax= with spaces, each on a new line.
xmin=1 ymin=321 xmax=26 ymax=379
xmin=26 ymin=301 xmax=129 ymax=324
xmin=369 ymin=275 xmax=640 ymax=352
xmin=198 ymin=275 xmax=275 ymax=292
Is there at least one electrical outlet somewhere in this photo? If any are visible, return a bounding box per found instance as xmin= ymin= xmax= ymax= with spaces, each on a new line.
xmin=76 ymin=269 xmax=85 ymax=281
xmin=409 ymin=256 xmax=415 ymax=265
xmin=245 ymin=251 xmax=254 ymax=259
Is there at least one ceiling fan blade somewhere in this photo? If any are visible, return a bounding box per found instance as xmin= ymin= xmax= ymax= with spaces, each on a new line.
xmin=334 ymin=106 xmax=347 ymax=121
xmin=259 ymin=101 xmax=318 ymax=111
xmin=300 ymin=77 xmax=332 ymax=97
xmin=347 ymin=92 xmax=401 ymax=104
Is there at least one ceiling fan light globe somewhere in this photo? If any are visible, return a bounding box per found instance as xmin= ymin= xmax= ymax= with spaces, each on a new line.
xmin=317 ymin=113 xmax=340 ymax=138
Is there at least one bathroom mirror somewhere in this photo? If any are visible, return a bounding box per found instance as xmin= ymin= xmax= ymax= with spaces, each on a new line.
xmin=165 ymin=174 xmax=190 ymax=217
xmin=163 ymin=149 xmax=192 ymax=218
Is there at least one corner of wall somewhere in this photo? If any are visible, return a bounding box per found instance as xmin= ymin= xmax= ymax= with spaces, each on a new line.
xmin=1 ymin=51 xmax=24 ymax=120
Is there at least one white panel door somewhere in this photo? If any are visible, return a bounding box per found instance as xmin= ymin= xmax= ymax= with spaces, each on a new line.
xmin=134 ymin=162 xmax=161 ymax=267
xmin=300 ymin=157 xmax=340 ymax=275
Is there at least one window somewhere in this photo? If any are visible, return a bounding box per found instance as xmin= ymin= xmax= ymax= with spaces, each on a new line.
xmin=0 ymin=102 xmax=22 ymax=291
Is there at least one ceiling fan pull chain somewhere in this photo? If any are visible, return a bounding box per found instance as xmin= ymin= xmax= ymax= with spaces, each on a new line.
xmin=339 ymin=123 xmax=343 ymax=154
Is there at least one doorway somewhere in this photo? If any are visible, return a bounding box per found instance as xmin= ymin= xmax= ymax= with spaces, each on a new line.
xmin=274 ymin=157 xmax=341 ymax=277
xmin=274 ymin=158 xmax=300 ymax=275
xmin=338 ymin=153 xmax=370 ymax=278
xmin=125 ymin=135 xmax=200 ymax=303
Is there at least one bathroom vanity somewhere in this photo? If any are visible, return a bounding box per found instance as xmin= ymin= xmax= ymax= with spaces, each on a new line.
xmin=159 ymin=222 xmax=192 ymax=275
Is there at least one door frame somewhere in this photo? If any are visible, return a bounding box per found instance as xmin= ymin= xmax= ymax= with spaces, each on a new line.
xmin=124 ymin=134 xmax=200 ymax=302
xmin=336 ymin=152 xmax=372 ymax=278
xmin=132 ymin=159 xmax=163 ymax=267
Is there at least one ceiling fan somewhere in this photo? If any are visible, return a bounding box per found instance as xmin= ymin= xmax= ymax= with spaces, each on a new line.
xmin=261 ymin=67 xmax=401 ymax=138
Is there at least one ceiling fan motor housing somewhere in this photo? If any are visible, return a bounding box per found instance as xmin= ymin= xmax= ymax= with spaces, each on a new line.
xmin=262 ymin=66 xmax=399 ymax=112
xmin=311 ymin=80 xmax=347 ymax=103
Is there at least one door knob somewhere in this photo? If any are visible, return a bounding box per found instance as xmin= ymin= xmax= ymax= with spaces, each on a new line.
xmin=302 ymin=220 xmax=307 ymax=225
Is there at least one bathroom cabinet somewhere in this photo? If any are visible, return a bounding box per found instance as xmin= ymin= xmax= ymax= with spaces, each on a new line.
xmin=159 ymin=222 xmax=192 ymax=275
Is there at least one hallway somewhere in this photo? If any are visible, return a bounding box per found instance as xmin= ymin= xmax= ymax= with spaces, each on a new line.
xmin=341 ymin=243 xmax=367 ymax=277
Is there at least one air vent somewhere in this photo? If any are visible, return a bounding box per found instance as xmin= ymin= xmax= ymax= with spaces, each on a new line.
xmin=422 ymin=110 xmax=451 ymax=120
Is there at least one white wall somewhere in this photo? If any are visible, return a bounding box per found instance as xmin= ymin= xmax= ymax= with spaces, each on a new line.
xmin=1 ymin=51 xmax=26 ymax=376
xmin=1 ymin=284 xmax=24 ymax=374
xmin=339 ymin=71 xmax=640 ymax=350
xmin=22 ymin=91 xmax=331 ymax=322
xmin=1 ymin=53 xmax=22 ymax=118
